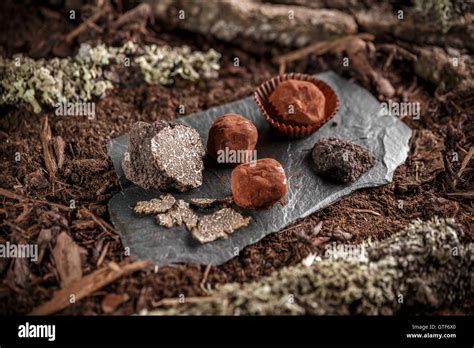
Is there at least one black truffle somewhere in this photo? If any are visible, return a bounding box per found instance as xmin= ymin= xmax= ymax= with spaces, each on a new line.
xmin=311 ymin=138 xmax=375 ymax=183
xmin=122 ymin=121 xmax=205 ymax=192
xmin=189 ymin=208 xmax=251 ymax=244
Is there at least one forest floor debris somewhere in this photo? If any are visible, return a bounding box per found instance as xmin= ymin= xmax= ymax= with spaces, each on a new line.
xmin=0 ymin=1 xmax=472 ymax=315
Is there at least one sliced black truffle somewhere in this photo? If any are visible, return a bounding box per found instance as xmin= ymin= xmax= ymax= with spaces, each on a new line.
xmin=155 ymin=200 xmax=198 ymax=230
xmin=134 ymin=194 xmax=176 ymax=214
xmin=312 ymin=138 xmax=375 ymax=183
xmin=189 ymin=208 xmax=251 ymax=244
xmin=189 ymin=196 xmax=234 ymax=209
xmin=122 ymin=121 xmax=205 ymax=192
xmin=134 ymin=194 xmax=251 ymax=244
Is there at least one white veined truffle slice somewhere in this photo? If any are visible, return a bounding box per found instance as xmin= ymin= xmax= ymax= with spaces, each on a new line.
xmin=122 ymin=121 xmax=205 ymax=192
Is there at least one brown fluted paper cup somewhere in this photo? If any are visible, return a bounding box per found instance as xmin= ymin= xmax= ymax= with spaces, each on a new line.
xmin=254 ymin=73 xmax=339 ymax=138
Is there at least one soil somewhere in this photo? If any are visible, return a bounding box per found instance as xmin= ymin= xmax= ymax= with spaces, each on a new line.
xmin=0 ymin=1 xmax=472 ymax=315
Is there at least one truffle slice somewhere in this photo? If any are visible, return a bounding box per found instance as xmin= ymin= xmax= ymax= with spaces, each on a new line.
xmin=190 ymin=208 xmax=251 ymax=244
xmin=207 ymin=114 xmax=258 ymax=164
xmin=155 ymin=200 xmax=198 ymax=230
xmin=134 ymin=194 xmax=176 ymax=214
xmin=134 ymin=194 xmax=251 ymax=244
xmin=189 ymin=196 xmax=234 ymax=209
xmin=122 ymin=121 xmax=205 ymax=192
xmin=231 ymin=158 xmax=288 ymax=209
xmin=312 ymin=138 xmax=375 ymax=183
xmin=269 ymin=80 xmax=326 ymax=126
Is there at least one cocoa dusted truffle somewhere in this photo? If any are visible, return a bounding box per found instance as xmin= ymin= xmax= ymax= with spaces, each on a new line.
xmin=122 ymin=121 xmax=205 ymax=192
xmin=231 ymin=158 xmax=288 ymax=209
xmin=269 ymin=79 xmax=326 ymax=126
xmin=312 ymin=138 xmax=375 ymax=183
xmin=207 ymin=113 xmax=258 ymax=165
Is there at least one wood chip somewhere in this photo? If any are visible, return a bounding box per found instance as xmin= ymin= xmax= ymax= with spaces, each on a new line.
xmin=101 ymin=293 xmax=130 ymax=314
xmin=53 ymin=136 xmax=66 ymax=169
xmin=40 ymin=117 xmax=57 ymax=179
xmin=312 ymin=221 xmax=323 ymax=236
xmin=36 ymin=228 xmax=53 ymax=264
xmin=52 ymin=232 xmax=83 ymax=288
xmin=30 ymin=260 xmax=151 ymax=315
xmin=9 ymin=258 xmax=31 ymax=288
xmin=456 ymin=146 xmax=474 ymax=180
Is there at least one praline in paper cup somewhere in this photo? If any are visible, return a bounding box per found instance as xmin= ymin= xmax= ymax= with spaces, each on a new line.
xmin=254 ymin=73 xmax=339 ymax=138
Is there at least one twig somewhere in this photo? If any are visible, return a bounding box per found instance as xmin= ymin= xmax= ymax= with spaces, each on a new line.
xmin=96 ymin=242 xmax=109 ymax=268
xmin=39 ymin=7 xmax=62 ymax=20
xmin=446 ymin=191 xmax=474 ymax=200
xmin=273 ymin=33 xmax=375 ymax=65
xmin=457 ymin=146 xmax=473 ymax=178
xmin=112 ymin=3 xmax=152 ymax=29
xmin=279 ymin=61 xmax=286 ymax=75
xmin=0 ymin=187 xmax=71 ymax=211
xmin=378 ymin=43 xmax=418 ymax=62
xmin=154 ymin=296 xmax=215 ymax=307
xmin=349 ymin=208 xmax=381 ymax=216
xmin=64 ymin=8 xmax=107 ymax=43
xmin=200 ymin=264 xmax=212 ymax=292
xmin=82 ymin=207 xmax=116 ymax=233
xmin=30 ymin=260 xmax=152 ymax=315
xmin=0 ymin=187 xmax=25 ymax=201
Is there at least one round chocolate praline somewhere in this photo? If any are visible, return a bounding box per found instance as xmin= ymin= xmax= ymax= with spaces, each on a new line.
xmin=207 ymin=114 xmax=258 ymax=165
xmin=269 ymin=79 xmax=326 ymax=126
xmin=231 ymin=158 xmax=288 ymax=209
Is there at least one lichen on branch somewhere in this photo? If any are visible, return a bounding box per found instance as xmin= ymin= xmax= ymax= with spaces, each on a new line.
xmin=0 ymin=41 xmax=221 ymax=113
xmin=147 ymin=218 xmax=472 ymax=315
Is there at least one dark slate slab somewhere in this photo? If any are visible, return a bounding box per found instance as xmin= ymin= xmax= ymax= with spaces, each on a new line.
xmin=107 ymin=71 xmax=412 ymax=266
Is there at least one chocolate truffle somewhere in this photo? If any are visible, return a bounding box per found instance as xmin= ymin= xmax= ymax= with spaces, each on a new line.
xmin=231 ymin=158 xmax=288 ymax=209
xmin=312 ymin=138 xmax=375 ymax=183
xmin=207 ymin=114 xmax=258 ymax=165
xmin=122 ymin=121 xmax=205 ymax=192
xmin=269 ymin=79 xmax=326 ymax=126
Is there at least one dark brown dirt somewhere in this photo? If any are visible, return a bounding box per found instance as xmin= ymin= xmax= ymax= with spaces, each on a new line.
xmin=0 ymin=1 xmax=472 ymax=315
